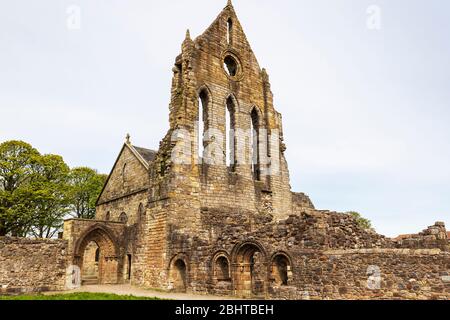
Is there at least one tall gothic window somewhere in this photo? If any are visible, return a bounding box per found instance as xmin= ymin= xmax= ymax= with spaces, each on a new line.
xmin=227 ymin=18 xmax=233 ymax=45
xmin=251 ymin=108 xmax=260 ymax=180
xmin=226 ymin=97 xmax=236 ymax=169
xmin=198 ymin=89 xmax=209 ymax=162
xmin=122 ymin=163 xmax=128 ymax=185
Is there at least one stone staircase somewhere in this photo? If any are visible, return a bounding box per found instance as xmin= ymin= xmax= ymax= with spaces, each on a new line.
xmin=81 ymin=275 xmax=99 ymax=285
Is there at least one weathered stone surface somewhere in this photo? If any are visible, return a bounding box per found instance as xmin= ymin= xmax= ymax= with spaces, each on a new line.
xmin=0 ymin=237 xmax=68 ymax=293
xmin=1 ymin=2 xmax=449 ymax=300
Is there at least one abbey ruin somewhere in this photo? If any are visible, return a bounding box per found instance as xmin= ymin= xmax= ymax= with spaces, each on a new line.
xmin=1 ymin=1 xmax=449 ymax=299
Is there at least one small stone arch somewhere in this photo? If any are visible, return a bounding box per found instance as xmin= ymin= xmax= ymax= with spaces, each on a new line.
xmin=197 ymin=84 xmax=214 ymax=105
xmin=168 ymin=253 xmax=189 ymax=292
xmin=231 ymin=241 xmax=267 ymax=298
xmin=211 ymin=251 xmax=231 ymax=282
xmin=73 ymin=224 xmax=120 ymax=285
xmin=249 ymin=105 xmax=266 ymax=127
xmin=119 ymin=212 xmax=128 ymax=224
xmin=269 ymin=251 xmax=293 ymax=286
xmin=224 ymin=93 xmax=240 ymax=113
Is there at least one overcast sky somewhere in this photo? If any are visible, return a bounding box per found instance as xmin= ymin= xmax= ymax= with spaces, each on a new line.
xmin=1 ymin=0 xmax=449 ymax=237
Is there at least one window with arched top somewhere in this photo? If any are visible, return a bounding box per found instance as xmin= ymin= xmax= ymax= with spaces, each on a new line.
xmin=271 ymin=254 xmax=291 ymax=286
xmin=105 ymin=211 xmax=110 ymax=221
xmin=198 ymin=89 xmax=209 ymax=162
xmin=138 ymin=203 xmax=145 ymax=216
xmin=226 ymin=97 xmax=236 ymax=169
xmin=215 ymin=256 xmax=231 ymax=281
xmin=251 ymin=108 xmax=260 ymax=180
xmin=227 ymin=18 xmax=233 ymax=45
xmin=122 ymin=163 xmax=128 ymax=184
xmin=119 ymin=212 xmax=128 ymax=224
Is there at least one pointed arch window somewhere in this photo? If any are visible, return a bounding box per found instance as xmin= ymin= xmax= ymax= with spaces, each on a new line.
xmin=122 ymin=163 xmax=128 ymax=185
xmin=226 ymin=97 xmax=236 ymax=169
xmin=119 ymin=212 xmax=128 ymax=224
xmin=227 ymin=18 xmax=233 ymax=45
xmin=251 ymin=108 xmax=260 ymax=180
xmin=198 ymin=89 xmax=209 ymax=162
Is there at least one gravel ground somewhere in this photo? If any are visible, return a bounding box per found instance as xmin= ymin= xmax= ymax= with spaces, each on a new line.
xmin=47 ymin=284 xmax=238 ymax=300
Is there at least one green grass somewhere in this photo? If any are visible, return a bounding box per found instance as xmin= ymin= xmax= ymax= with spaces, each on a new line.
xmin=0 ymin=292 xmax=161 ymax=300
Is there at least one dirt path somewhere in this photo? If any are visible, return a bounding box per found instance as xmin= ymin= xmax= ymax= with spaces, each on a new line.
xmin=51 ymin=284 xmax=237 ymax=300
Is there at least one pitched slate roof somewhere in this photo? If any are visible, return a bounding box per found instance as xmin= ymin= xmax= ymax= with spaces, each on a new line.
xmin=132 ymin=146 xmax=157 ymax=164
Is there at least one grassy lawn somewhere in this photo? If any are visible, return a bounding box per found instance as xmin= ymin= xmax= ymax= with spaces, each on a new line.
xmin=0 ymin=292 xmax=161 ymax=300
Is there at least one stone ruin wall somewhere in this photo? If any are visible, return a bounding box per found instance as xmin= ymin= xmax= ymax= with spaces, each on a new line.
xmin=392 ymin=222 xmax=449 ymax=251
xmin=291 ymin=248 xmax=450 ymax=300
xmin=1 ymin=3 xmax=449 ymax=300
xmin=163 ymin=207 xmax=449 ymax=299
xmin=0 ymin=237 xmax=68 ymax=294
xmin=62 ymin=219 xmax=131 ymax=285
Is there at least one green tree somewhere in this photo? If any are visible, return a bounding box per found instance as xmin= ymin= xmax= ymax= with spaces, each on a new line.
xmin=0 ymin=140 xmax=106 ymax=237
xmin=347 ymin=211 xmax=372 ymax=230
xmin=28 ymin=154 xmax=71 ymax=238
xmin=68 ymin=167 xmax=107 ymax=219
xmin=0 ymin=141 xmax=40 ymax=236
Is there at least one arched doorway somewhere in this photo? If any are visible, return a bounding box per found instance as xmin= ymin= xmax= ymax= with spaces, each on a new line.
xmin=233 ymin=242 xmax=267 ymax=298
xmin=81 ymin=241 xmax=100 ymax=284
xmin=169 ymin=256 xmax=188 ymax=292
xmin=74 ymin=226 xmax=120 ymax=285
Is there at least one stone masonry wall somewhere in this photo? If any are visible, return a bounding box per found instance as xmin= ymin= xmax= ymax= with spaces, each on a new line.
xmin=96 ymin=191 xmax=147 ymax=227
xmin=273 ymin=249 xmax=450 ymax=300
xmin=162 ymin=207 xmax=449 ymax=299
xmin=0 ymin=237 xmax=68 ymax=294
xmin=97 ymin=143 xmax=149 ymax=226
xmin=393 ymin=222 xmax=449 ymax=251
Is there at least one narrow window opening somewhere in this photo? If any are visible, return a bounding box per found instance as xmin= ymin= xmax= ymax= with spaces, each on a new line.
xmin=119 ymin=212 xmax=128 ymax=224
xmin=226 ymin=97 xmax=236 ymax=169
xmin=251 ymin=108 xmax=260 ymax=180
xmin=227 ymin=19 xmax=233 ymax=44
xmin=198 ymin=90 xmax=209 ymax=162
xmin=127 ymin=254 xmax=132 ymax=280
xmin=138 ymin=203 xmax=145 ymax=216
xmin=122 ymin=163 xmax=128 ymax=185
xmin=95 ymin=248 xmax=100 ymax=263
